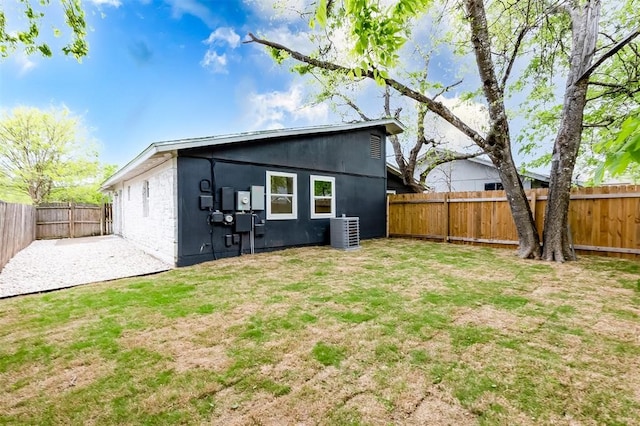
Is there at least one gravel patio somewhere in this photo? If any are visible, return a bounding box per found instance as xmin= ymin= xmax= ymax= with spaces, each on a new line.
xmin=0 ymin=235 xmax=172 ymax=298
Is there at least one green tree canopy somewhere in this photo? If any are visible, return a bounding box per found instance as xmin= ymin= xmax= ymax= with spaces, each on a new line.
xmin=0 ymin=106 xmax=113 ymax=205
xmin=593 ymin=112 xmax=640 ymax=183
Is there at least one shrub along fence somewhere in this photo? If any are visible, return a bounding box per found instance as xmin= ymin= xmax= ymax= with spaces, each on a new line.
xmin=0 ymin=202 xmax=36 ymax=271
xmin=36 ymin=203 xmax=113 ymax=239
xmin=388 ymin=185 xmax=640 ymax=259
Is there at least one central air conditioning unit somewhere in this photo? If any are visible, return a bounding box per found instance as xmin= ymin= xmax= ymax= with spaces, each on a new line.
xmin=330 ymin=216 xmax=360 ymax=250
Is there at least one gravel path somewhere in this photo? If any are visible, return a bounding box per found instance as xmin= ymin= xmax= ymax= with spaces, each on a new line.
xmin=0 ymin=235 xmax=172 ymax=298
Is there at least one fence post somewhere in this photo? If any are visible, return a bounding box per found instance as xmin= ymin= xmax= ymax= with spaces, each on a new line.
xmin=443 ymin=193 xmax=450 ymax=242
xmin=530 ymin=190 xmax=537 ymax=220
xmin=386 ymin=195 xmax=389 ymax=238
xmin=70 ymin=202 xmax=75 ymax=238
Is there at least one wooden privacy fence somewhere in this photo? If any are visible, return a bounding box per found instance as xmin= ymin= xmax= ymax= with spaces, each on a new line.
xmin=36 ymin=203 xmax=113 ymax=239
xmin=0 ymin=202 xmax=36 ymax=271
xmin=388 ymin=185 xmax=640 ymax=259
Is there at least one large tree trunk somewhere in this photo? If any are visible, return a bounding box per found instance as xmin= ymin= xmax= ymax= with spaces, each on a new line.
xmin=542 ymin=1 xmax=600 ymax=261
xmin=466 ymin=0 xmax=541 ymax=259
xmin=488 ymin=141 xmax=542 ymax=259
xmin=542 ymin=80 xmax=589 ymax=261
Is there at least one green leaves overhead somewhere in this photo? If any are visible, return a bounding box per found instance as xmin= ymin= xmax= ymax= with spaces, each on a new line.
xmin=268 ymin=46 xmax=290 ymax=64
xmin=0 ymin=0 xmax=88 ymax=60
xmin=314 ymin=0 xmax=329 ymax=28
xmin=346 ymin=0 xmax=431 ymax=70
xmin=312 ymin=0 xmax=432 ymax=73
xmin=594 ymin=113 xmax=640 ymax=183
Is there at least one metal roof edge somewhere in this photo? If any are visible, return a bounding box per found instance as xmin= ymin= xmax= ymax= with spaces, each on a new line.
xmin=100 ymin=119 xmax=404 ymax=191
xmin=465 ymin=155 xmax=550 ymax=182
xmin=153 ymin=118 xmax=404 ymax=151
xmin=100 ymin=144 xmax=160 ymax=191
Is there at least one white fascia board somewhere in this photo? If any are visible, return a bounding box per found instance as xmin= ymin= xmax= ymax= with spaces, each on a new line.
xmin=100 ymin=119 xmax=404 ymax=192
xmin=100 ymin=145 xmax=173 ymax=191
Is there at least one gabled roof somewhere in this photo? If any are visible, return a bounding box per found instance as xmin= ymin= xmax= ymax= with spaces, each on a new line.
xmin=464 ymin=154 xmax=550 ymax=183
xmin=101 ymin=119 xmax=404 ymax=191
xmin=419 ymin=148 xmax=550 ymax=183
xmin=386 ymin=163 xmax=426 ymax=190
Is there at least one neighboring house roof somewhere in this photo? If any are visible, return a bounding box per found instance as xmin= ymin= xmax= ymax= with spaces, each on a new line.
xmin=419 ymin=149 xmax=550 ymax=183
xmin=463 ymin=154 xmax=550 ymax=183
xmin=101 ymin=119 xmax=404 ymax=192
xmin=386 ymin=163 xmax=426 ymax=191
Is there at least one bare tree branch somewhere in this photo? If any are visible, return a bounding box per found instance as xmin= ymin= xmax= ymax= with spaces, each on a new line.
xmin=433 ymin=79 xmax=463 ymax=99
xmin=579 ymin=26 xmax=640 ymax=82
xmin=501 ymin=26 xmax=528 ymax=90
xmin=333 ymin=93 xmax=371 ymax=121
xmin=418 ymin=149 xmax=484 ymax=185
xmin=245 ymin=33 xmax=489 ymax=151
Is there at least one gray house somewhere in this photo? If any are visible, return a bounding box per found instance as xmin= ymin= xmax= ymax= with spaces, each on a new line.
xmin=421 ymin=152 xmax=549 ymax=192
xmin=100 ymin=119 xmax=404 ymax=266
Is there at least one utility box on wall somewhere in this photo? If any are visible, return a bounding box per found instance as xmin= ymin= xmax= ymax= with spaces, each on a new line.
xmin=235 ymin=213 xmax=253 ymax=233
xmin=221 ymin=187 xmax=234 ymax=211
xmin=251 ymin=185 xmax=265 ymax=211
xmin=236 ymin=191 xmax=251 ymax=211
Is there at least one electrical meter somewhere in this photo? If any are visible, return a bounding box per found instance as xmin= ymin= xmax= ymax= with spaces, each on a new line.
xmin=236 ymin=191 xmax=251 ymax=211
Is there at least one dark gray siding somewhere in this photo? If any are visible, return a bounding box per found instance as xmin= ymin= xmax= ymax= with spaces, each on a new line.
xmin=176 ymin=128 xmax=387 ymax=266
xmin=386 ymin=170 xmax=416 ymax=194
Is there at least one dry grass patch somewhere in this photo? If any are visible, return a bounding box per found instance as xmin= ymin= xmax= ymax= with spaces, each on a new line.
xmin=1 ymin=239 xmax=639 ymax=424
xmin=1 ymin=353 xmax=116 ymax=417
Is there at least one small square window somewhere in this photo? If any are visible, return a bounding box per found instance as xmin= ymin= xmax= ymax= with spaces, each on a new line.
xmin=310 ymin=175 xmax=335 ymax=219
xmin=266 ymin=171 xmax=297 ymax=220
xmin=484 ymin=182 xmax=504 ymax=191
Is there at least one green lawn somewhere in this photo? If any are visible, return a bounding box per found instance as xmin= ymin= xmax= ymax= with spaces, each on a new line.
xmin=1 ymin=239 xmax=639 ymax=425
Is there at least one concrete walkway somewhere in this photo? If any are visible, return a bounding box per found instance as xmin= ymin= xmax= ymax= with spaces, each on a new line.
xmin=0 ymin=235 xmax=172 ymax=298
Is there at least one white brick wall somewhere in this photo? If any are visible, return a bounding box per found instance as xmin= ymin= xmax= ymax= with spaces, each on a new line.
xmin=117 ymin=157 xmax=177 ymax=265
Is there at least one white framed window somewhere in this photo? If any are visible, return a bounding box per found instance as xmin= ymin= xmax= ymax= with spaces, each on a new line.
xmin=266 ymin=171 xmax=297 ymax=220
xmin=310 ymin=175 xmax=335 ymax=219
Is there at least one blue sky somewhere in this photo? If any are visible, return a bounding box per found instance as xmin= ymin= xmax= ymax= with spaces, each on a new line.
xmin=1 ymin=0 xmax=552 ymax=174
xmin=1 ymin=0 xmax=335 ymax=167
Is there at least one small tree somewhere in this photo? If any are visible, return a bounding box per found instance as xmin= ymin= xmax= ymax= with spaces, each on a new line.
xmin=0 ymin=106 xmax=110 ymax=205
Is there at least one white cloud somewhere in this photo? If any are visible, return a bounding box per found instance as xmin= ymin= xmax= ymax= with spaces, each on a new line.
xmin=87 ymin=0 xmax=122 ymax=7
xmin=200 ymin=51 xmax=228 ymax=73
xmin=204 ymin=27 xmax=241 ymax=48
xmin=16 ymin=53 xmax=37 ymax=76
xmin=201 ymin=27 xmax=240 ymax=73
xmin=426 ymin=96 xmax=489 ymax=151
xmin=244 ymin=0 xmax=311 ymax=23
xmin=244 ymin=84 xmax=329 ymax=130
xmin=164 ymin=0 xmax=216 ymax=28
xmin=253 ymin=25 xmax=313 ymax=54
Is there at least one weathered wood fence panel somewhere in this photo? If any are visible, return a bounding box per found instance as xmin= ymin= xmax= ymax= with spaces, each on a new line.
xmin=0 ymin=202 xmax=36 ymax=271
xmin=388 ymin=185 xmax=640 ymax=259
xmin=36 ymin=203 xmax=113 ymax=239
xmin=103 ymin=203 xmax=113 ymax=236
